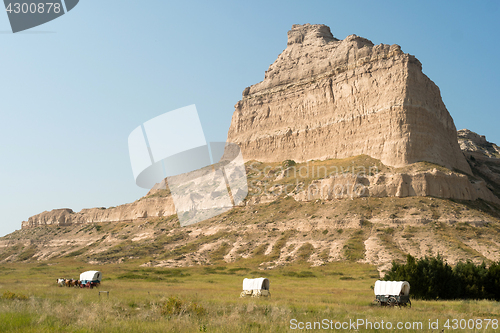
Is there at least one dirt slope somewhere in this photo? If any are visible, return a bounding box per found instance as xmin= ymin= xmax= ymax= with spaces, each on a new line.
xmin=3 ymin=131 xmax=500 ymax=274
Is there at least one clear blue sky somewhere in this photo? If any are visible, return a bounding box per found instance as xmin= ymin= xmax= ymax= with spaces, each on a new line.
xmin=1 ymin=0 xmax=499 ymax=237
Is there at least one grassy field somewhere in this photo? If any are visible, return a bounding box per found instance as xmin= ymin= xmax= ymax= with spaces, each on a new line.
xmin=1 ymin=259 xmax=500 ymax=332
xmin=2 ymin=155 xmax=500 ymax=331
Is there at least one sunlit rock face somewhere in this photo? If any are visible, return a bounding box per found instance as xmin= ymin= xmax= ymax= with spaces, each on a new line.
xmin=227 ymin=24 xmax=471 ymax=174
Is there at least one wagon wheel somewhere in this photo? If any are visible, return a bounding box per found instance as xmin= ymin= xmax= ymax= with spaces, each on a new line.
xmin=387 ymin=297 xmax=397 ymax=307
xmin=240 ymin=291 xmax=246 ymax=298
xmin=373 ymin=299 xmax=381 ymax=306
xmin=401 ymin=300 xmax=411 ymax=308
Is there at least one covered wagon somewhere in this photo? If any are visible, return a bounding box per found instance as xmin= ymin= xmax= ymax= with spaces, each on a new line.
xmin=374 ymin=280 xmax=411 ymax=307
xmin=240 ymin=278 xmax=270 ymax=298
xmin=80 ymin=270 xmax=102 ymax=289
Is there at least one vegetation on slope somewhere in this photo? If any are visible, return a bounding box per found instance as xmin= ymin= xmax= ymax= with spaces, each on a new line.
xmin=2 ymin=155 xmax=500 ymax=273
xmin=1 ymin=195 xmax=500 ymax=275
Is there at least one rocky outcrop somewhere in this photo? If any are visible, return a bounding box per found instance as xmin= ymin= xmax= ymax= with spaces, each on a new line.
xmin=458 ymin=129 xmax=500 ymax=159
xmin=21 ymin=196 xmax=176 ymax=228
xmin=227 ymin=24 xmax=471 ymax=174
xmin=293 ymin=168 xmax=500 ymax=204
xmin=7 ymin=194 xmax=500 ymax=269
xmin=22 ymin=27 xmax=500 ymax=231
xmin=459 ymin=129 xmax=500 ymax=199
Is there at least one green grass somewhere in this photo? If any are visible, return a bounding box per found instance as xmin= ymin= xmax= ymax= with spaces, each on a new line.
xmin=209 ymin=242 xmax=232 ymax=262
xmin=17 ymin=246 xmax=37 ymax=261
xmin=246 ymin=155 xmax=387 ymax=198
xmin=268 ymin=231 xmax=295 ymax=261
xmin=296 ymin=243 xmax=314 ymax=261
xmin=1 ymin=259 xmax=500 ymax=332
xmin=344 ymin=229 xmax=368 ymax=262
xmin=2 ymin=154 xmax=500 ymax=331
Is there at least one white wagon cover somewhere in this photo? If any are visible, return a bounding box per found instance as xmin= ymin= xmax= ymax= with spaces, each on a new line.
xmin=374 ymin=280 xmax=410 ymax=296
xmin=243 ymin=278 xmax=270 ymax=291
xmin=80 ymin=270 xmax=102 ymax=282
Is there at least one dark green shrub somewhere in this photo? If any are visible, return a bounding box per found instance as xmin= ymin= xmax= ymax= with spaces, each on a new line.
xmin=282 ymin=160 xmax=296 ymax=169
xmin=1 ymin=291 xmax=28 ymax=300
xmin=385 ymin=254 xmax=500 ymax=300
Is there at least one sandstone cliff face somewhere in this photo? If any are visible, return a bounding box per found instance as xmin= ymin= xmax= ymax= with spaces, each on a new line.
xmin=292 ymin=169 xmax=500 ymax=204
xmin=23 ymin=26 xmax=500 ymax=230
xmin=459 ymin=129 xmax=500 ymax=199
xmin=21 ymin=196 xmax=176 ymax=228
xmin=227 ymin=24 xmax=471 ymax=174
xmin=458 ymin=129 xmax=500 ymax=159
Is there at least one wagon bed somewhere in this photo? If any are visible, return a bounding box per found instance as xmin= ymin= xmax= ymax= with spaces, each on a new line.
xmin=374 ymin=280 xmax=411 ymax=307
xmin=240 ymin=278 xmax=270 ymax=298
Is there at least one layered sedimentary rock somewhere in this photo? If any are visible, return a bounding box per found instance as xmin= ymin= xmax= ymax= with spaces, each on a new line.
xmin=227 ymin=24 xmax=471 ymax=174
xmin=458 ymin=129 xmax=500 ymax=199
xmin=293 ymin=169 xmax=500 ymax=204
xmin=458 ymin=129 xmax=500 ymax=159
xmin=23 ymin=26 xmax=500 ymax=230
xmin=21 ymin=196 xmax=176 ymax=228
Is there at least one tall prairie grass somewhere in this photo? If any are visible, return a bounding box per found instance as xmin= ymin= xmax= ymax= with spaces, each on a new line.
xmin=1 ymin=259 xmax=500 ymax=332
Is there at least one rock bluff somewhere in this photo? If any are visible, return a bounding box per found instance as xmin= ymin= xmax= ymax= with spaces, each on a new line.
xmin=21 ymin=196 xmax=176 ymax=228
xmin=227 ymin=24 xmax=471 ymax=174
